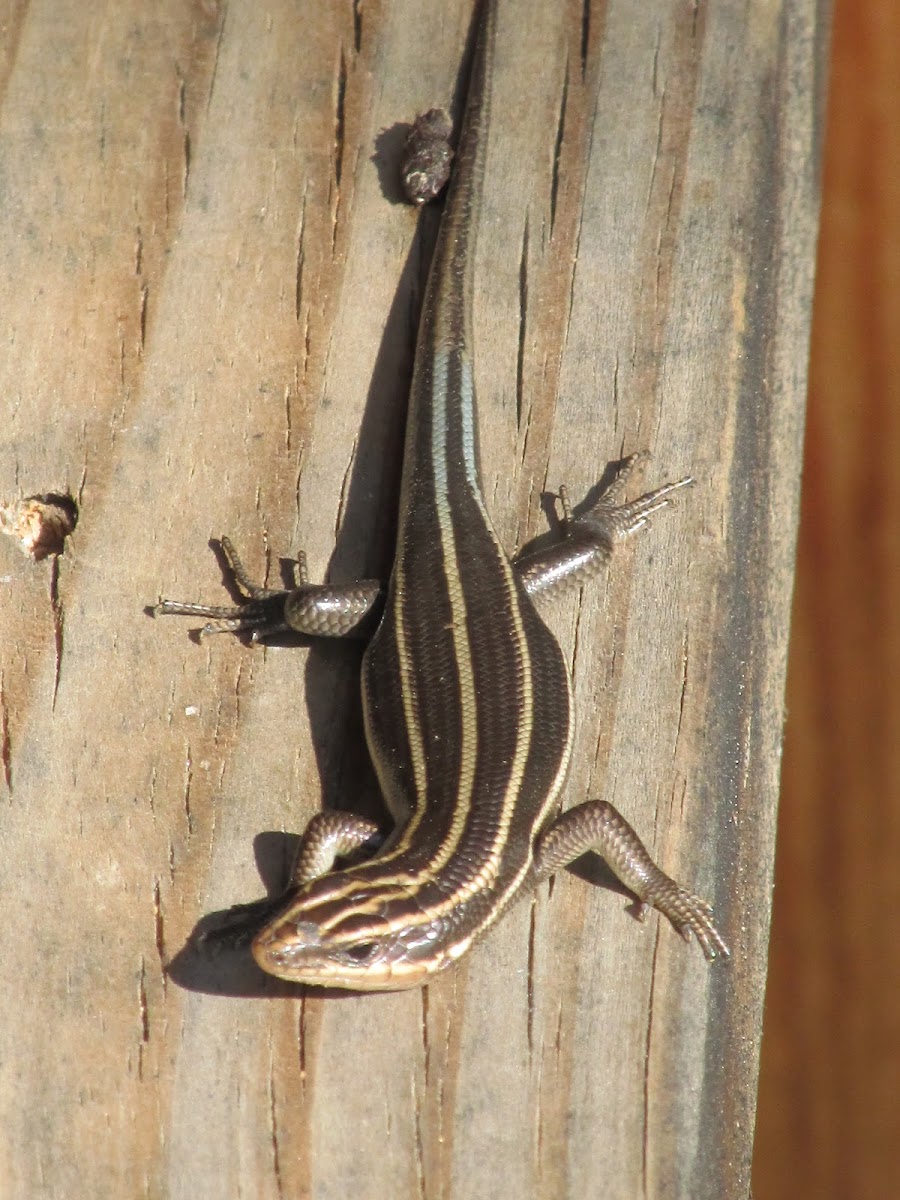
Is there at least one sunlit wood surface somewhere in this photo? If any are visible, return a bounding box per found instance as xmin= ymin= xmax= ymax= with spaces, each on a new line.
xmin=0 ymin=2 xmax=824 ymax=1196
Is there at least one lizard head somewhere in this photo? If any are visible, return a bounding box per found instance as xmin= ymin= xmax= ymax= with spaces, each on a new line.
xmin=251 ymin=874 xmax=469 ymax=991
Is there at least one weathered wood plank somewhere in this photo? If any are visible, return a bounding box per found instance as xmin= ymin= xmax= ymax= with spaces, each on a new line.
xmin=0 ymin=1 xmax=827 ymax=1197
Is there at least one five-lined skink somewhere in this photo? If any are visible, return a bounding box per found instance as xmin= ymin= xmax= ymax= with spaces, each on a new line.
xmin=156 ymin=0 xmax=728 ymax=990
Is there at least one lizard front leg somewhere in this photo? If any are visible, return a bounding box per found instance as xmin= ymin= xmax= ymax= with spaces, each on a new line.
xmin=154 ymin=535 xmax=383 ymax=640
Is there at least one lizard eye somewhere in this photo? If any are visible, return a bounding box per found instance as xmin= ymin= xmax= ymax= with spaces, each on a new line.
xmin=345 ymin=940 xmax=378 ymax=964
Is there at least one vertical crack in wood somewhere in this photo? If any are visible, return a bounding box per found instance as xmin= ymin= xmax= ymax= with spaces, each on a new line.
xmin=516 ymin=217 xmax=530 ymax=430
xmin=152 ymin=877 xmax=167 ymax=990
xmin=136 ymin=281 xmax=148 ymax=358
xmin=0 ymin=673 xmax=11 ymax=792
xmin=564 ymin=205 xmax=584 ymax=339
xmin=294 ymin=443 xmax=306 ymax=528
xmin=182 ymin=743 xmax=194 ymax=836
xmin=333 ymin=47 xmax=348 ymax=193
xmin=570 ymin=586 xmax=587 ymax=683
xmin=139 ymin=956 xmax=150 ymax=1043
xmin=335 ymin=436 xmax=359 ymax=540
xmin=49 ymin=555 xmax=64 ymax=709
xmin=675 ymin=626 xmax=690 ymax=749
xmin=651 ymin=24 xmax=662 ymax=98
xmin=268 ymin=1045 xmax=285 ymax=1198
xmin=647 ymin=94 xmax=666 ymax=221
xmin=296 ymin=997 xmax=307 ymax=1081
xmin=527 ymin=897 xmax=538 ymax=1057
xmin=579 ymin=0 xmax=591 ymax=77
xmin=234 ymin=658 xmax=247 ymax=726
xmin=283 ymin=385 xmax=293 ymax=458
xmin=415 ymin=987 xmax=433 ymax=1197
xmin=295 ymin=198 xmax=307 ymax=328
xmin=411 ymin=1068 xmax=428 ymax=1200
xmin=204 ymin=6 xmax=227 ymax=117
xmin=550 ymin=66 xmax=569 ymax=234
xmin=176 ymin=71 xmax=191 ymax=198
xmin=420 ymin=986 xmax=431 ymax=1085
xmin=137 ymin=955 xmax=150 ymax=1083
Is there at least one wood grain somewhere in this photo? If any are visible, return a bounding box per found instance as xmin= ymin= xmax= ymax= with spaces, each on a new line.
xmin=0 ymin=2 xmax=825 ymax=1197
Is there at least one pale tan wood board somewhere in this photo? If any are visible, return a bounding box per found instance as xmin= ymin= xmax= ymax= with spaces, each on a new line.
xmin=0 ymin=1 xmax=826 ymax=1196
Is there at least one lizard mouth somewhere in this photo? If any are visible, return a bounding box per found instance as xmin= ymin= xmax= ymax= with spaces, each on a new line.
xmin=250 ymin=919 xmax=445 ymax=991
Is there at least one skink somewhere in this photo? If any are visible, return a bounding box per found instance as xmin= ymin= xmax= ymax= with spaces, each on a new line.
xmin=157 ymin=0 xmax=728 ymax=990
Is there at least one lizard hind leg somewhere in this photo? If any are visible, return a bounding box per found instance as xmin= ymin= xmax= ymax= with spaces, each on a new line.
xmin=533 ymin=799 xmax=730 ymax=962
